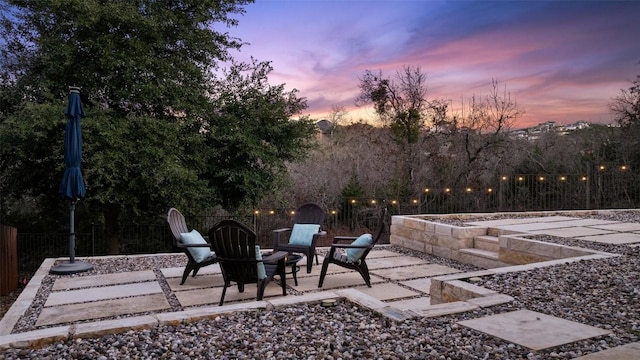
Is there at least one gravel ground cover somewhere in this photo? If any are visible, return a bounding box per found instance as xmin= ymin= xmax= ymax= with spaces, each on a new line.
xmin=1 ymin=211 xmax=639 ymax=359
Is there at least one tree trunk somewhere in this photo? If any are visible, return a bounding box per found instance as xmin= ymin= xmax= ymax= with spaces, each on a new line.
xmin=104 ymin=205 xmax=121 ymax=255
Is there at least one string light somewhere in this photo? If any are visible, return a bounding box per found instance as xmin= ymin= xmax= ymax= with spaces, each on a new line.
xmin=391 ymin=200 xmax=397 ymax=205
xmin=330 ymin=210 xmax=337 ymax=215
xmin=581 ymin=176 xmax=588 ymax=181
xmin=466 ymin=187 xmax=472 ymax=193
xmin=599 ymin=165 xmax=606 ymax=171
xmin=424 ymin=188 xmax=430 ymax=193
xmin=412 ymin=199 xmax=418 ymax=204
xmin=501 ymin=176 xmax=508 ymax=181
xmin=370 ymin=199 xmax=376 ymax=205
xmin=351 ymin=199 xmax=356 ymax=204
xmin=445 ymin=188 xmax=451 ymax=193
xmin=621 ymin=165 xmax=628 ymax=171
xmin=559 ymin=176 xmax=566 ymax=181
xmin=269 ymin=210 xmax=275 ymax=215
xmin=539 ymin=176 xmax=545 ymax=181
xmin=487 ymin=188 xmax=493 ymax=193
xmin=290 ymin=210 xmax=296 ymax=216
xmin=254 ymin=210 xmax=260 ymax=215
xmin=518 ymin=176 xmax=524 ymax=182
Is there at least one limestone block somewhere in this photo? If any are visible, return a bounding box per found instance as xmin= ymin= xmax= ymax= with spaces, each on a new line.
xmin=435 ymin=223 xmax=453 ymax=236
xmin=499 ymin=249 xmax=549 ymax=265
xmin=452 ymin=227 xmax=487 ymax=239
xmin=401 ymin=238 xmax=426 ymax=252
xmin=432 ymin=246 xmax=452 ymax=260
xmin=404 ymin=218 xmax=427 ymax=231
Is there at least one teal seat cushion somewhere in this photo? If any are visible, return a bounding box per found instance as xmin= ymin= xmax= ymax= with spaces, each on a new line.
xmin=255 ymin=245 xmax=266 ymax=280
xmin=346 ymin=233 xmax=373 ymax=263
xmin=180 ymin=229 xmax=211 ymax=263
xmin=289 ymin=224 xmax=321 ymax=246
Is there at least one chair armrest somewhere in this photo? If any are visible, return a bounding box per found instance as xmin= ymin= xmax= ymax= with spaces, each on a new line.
xmin=330 ymin=243 xmax=372 ymax=250
xmin=176 ymin=242 xmax=211 ymax=249
xmin=263 ymin=251 xmax=287 ymax=264
xmin=272 ymin=228 xmax=293 ymax=234
xmin=332 ymin=236 xmax=357 ymax=244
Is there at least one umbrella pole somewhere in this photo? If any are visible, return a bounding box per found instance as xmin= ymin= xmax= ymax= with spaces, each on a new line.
xmin=69 ymin=200 xmax=76 ymax=263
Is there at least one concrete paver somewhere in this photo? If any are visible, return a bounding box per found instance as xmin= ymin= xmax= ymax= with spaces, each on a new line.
xmin=399 ymin=278 xmax=431 ymax=293
xmin=373 ymin=263 xmax=461 ymax=280
xmin=52 ymin=270 xmax=156 ymax=291
xmin=366 ymin=255 xmax=428 ymax=269
xmin=353 ymin=283 xmax=421 ymax=301
xmin=573 ymin=342 xmax=640 ymax=359
xmin=37 ymin=294 xmax=169 ymax=326
xmin=458 ymin=309 xmax=610 ymax=351
xmin=45 ymin=281 xmax=163 ymax=307
xmin=529 ymin=226 xmax=615 ymax=238
xmin=465 ymin=216 xmax=576 ymax=226
xmin=576 ymin=232 xmax=640 ymax=245
xmin=589 ymin=223 xmax=640 ymax=232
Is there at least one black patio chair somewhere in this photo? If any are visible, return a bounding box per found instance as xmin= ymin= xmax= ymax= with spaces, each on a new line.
xmin=167 ymin=208 xmax=218 ymax=285
xmin=209 ymin=219 xmax=287 ymax=306
xmin=272 ymin=202 xmax=326 ymax=273
xmin=318 ymin=207 xmax=387 ymax=288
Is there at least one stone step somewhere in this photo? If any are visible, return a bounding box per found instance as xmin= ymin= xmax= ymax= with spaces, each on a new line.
xmin=473 ymin=235 xmax=500 ymax=252
xmin=458 ymin=248 xmax=511 ymax=269
xmin=487 ymin=227 xmax=524 ymax=237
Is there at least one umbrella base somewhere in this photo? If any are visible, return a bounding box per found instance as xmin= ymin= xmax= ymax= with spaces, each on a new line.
xmin=49 ymin=261 xmax=94 ymax=275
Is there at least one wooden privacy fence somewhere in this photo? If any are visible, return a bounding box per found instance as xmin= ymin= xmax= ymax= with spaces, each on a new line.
xmin=1 ymin=224 xmax=18 ymax=296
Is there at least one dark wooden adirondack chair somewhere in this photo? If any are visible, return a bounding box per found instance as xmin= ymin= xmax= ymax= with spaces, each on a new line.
xmin=209 ymin=219 xmax=287 ymax=306
xmin=318 ymin=207 xmax=387 ymax=288
xmin=167 ymin=208 xmax=218 ymax=285
xmin=272 ymin=203 xmax=326 ymax=273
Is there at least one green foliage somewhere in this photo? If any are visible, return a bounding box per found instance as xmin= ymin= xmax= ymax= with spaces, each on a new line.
xmin=206 ymin=59 xmax=317 ymax=209
xmin=0 ymin=0 xmax=317 ymax=253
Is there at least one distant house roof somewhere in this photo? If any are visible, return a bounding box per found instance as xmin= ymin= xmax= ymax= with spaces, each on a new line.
xmin=316 ymin=119 xmax=334 ymax=134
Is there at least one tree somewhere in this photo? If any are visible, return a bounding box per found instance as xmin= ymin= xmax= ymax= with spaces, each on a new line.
xmin=610 ymin=68 xmax=640 ymax=126
xmin=0 ymin=0 xmax=316 ymax=254
xmin=356 ymin=66 xmax=437 ymax=195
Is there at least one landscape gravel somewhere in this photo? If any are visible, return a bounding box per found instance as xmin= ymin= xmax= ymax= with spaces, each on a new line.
xmin=1 ymin=211 xmax=639 ymax=359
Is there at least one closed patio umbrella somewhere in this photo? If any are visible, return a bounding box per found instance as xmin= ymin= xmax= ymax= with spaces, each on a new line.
xmin=50 ymin=87 xmax=93 ymax=275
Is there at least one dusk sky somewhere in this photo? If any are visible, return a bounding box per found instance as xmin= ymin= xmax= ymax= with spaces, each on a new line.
xmin=228 ymin=0 xmax=640 ymax=128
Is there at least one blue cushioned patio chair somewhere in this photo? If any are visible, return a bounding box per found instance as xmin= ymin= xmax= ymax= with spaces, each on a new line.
xmin=209 ymin=219 xmax=287 ymax=306
xmin=318 ymin=207 xmax=387 ymax=288
xmin=167 ymin=208 xmax=218 ymax=285
xmin=272 ymin=202 xmax=326 ymax=273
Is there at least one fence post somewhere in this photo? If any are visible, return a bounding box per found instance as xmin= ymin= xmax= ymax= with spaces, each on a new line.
xmin=0 ymin=224 xmax=18 ymax=296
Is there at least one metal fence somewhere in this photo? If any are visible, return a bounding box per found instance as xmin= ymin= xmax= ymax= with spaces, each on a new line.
xmin=15 ymin=170 xmax=640 ymax=277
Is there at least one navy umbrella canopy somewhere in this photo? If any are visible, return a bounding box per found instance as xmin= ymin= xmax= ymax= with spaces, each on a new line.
xmin=50 ymin=87 xmax=93 ymax=275
xmin=59 ymin=87 xmax=86 ymax=200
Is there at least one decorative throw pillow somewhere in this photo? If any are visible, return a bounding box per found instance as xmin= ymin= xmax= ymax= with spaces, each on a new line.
xmin=255 ymin=245 xmax=266 ymax=280
xmin=346 ymin=233 xmax=373 ymax=263
xmin=180 ymin=229 xmax=211 ymax=263
xmin=289 ymin=224 xmax=321 ymax=246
